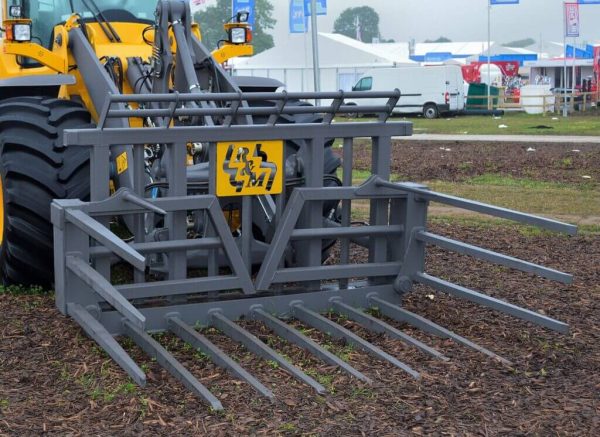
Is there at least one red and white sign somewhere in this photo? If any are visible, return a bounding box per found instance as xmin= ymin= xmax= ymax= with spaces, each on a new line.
xmin=565 ymin=3 xmax=580 ymax=37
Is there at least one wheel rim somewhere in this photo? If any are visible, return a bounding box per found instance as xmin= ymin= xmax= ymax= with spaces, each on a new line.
xmin=425 ymin=107 xmax=436 ymax=118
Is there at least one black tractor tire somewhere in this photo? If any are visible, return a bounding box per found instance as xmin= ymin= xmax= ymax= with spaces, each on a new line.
xmin=423 ymin=103 xmax=439 ymax=119
xmin=0 ymin=97 xmax=91 ymax=288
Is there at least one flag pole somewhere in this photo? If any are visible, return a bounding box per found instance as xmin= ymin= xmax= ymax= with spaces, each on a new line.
xmin=310 ymin=0 xmax=321 ymax=105
xmin=487 ymin=0 xmax=492 ymax=110
xmin=563 ymin=2 xmax=568 ymax=117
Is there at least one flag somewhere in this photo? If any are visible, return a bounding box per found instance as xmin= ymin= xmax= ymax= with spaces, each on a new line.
xmin=565 ymin=3 xmax=580 ymax=37
xmin=304 ymin=0 xmax=327 ymax=16
xmin=289 ymin=0 xmax=308 ymax=33
xmin=232 ymin=0 xmax=255 ymax=27
xmin=355 ymin=16 xmax=362 ymax=42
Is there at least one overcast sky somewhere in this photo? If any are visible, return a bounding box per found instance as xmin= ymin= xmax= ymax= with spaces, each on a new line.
xmin=196 ymin=0 xmax=600 ymax=46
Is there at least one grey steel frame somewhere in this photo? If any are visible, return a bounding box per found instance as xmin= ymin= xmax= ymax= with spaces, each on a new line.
xmin=52 ymin=92 xmax=577 ymax=410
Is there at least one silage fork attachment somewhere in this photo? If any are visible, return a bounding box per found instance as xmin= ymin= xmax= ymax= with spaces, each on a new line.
xmin=51 ymin=92 xmax=576 ymax=410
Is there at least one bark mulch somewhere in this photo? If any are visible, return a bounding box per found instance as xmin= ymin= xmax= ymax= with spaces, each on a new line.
xmin=1 ymin=225 xmax=598 ymax=436
xmin=351 ymin=140 xmax=600 ymax=184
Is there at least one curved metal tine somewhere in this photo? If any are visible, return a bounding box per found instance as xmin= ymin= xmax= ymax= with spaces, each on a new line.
xmin=68 ymin=303 xmax=146 ymax=387
xmin=291 ymin=304 xmax=421 ymax=380
xmin=368 ymin=296 xmax=512 ymax=366
xmin=330 ymin=299 xmax=449 ymax=362
xmin=209 ymin=312 xmax=327 ymax=394
xmin=167 ymin=316 xmax=275 ymax=401
xmin=122 ymin=320 xmax=223 ymax=411
xmin=252 ymin=307 xmax=372 ymax=384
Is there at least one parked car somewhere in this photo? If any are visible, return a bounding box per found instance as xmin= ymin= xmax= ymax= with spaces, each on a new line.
xmin=349 ymin=65 xmax=465 ymax=118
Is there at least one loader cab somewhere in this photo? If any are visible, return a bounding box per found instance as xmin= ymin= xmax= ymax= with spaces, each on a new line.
xmin=5 ymin=0 xmax=155 ymax=49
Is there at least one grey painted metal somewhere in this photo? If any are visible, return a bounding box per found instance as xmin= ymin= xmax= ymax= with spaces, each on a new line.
xmin=0 ymin=74 xmax=76 ymax=87
xmin=368 ymin=295 xmax=512 ymax=366
xmin=65 ymin=209 xmax=146 ymax=271
xmin=66 ymin=256 xmax=146 ymax=329
xmin=329 ymin=299 xmax=449 ymax=361
xmin=98 ymin=284 xmax=399 ymax=335
xmin=417 ymin=231 xmax=573 ymax=284
xmin=291 ymin=304 xmax=421 ymax=380
xmin=271 ymin=263 xmax=402 ymax=284
xmin=89 ymin=238 xmax=222 ymax=258
xmin=209 ymin=311 xmax=327 ymax=394
xmin=375 ymin=179 xmax=578 ymax=236
xmin=116 ymin=276 xmax=243 ymax=300
xmin=122 ymin=191 xmax=167 ymax=216
xmin=123 ymin=320 xmax=223 ymax=410
xmin=167 ymin=317 xmax=275 ymax=400
xmin=251 ymin=307 xmax=372 ymax=384
xmin=290 ymin=225 xmax=404 ymax=240
xmin=415 ymin=273 xmax=570 ymax=334
xmin=63 ymin=122 xmax=412 ymax=147
xmin=67 ymin=303 xmax=147 ymax=386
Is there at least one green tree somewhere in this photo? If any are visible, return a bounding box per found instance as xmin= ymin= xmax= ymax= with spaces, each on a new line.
xmin=503 ymin=38 xmax=535 ymax=48
xmin=194 ymin=0 xmax=275 ymax=55
xmin=424 ymin=36 xmax=452 ymax=43
xmin=333 ymin=6 xmax=380 ymax=43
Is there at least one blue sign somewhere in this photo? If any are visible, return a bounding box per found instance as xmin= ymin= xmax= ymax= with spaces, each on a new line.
xmin=289 ymin=0 xmax=308 ymax=33
xmin=232 ymin=0 xmax=255 ymax=26
xmin=304 ymin=0 xmax=327 ymax=16
xmin=490 ymin=0 xmax=519 ymax=4
xmin=578 ymin=0 xmax=600 ymax=4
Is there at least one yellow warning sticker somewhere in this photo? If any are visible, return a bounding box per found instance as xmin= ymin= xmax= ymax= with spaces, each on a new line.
xmin=216 ymin=141 xmax=284 ymax=197
xmin=116 ymin=152 xmax=128 ymax=175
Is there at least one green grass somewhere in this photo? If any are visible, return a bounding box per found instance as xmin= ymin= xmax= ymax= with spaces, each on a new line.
xmin=339 ymin=111 xmax=600 ymax=136
xmin=426 ymin=175 xmax=600 ymax=218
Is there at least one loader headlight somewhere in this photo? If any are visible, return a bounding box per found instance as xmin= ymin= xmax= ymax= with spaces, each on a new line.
xmin=9 ymin=6 xmax=23 ymax=18
xmin=13 ymin=24 xmax=32 ymax=42
xmin=229 ymin=27 xmax=249 ymax=44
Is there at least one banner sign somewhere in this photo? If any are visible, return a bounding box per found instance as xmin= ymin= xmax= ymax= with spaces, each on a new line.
xmin=289 ymin=0 xmax=308 ymax=33
xmin=578 ymin=0 xmax=600 ymax=4
xmin=232 ymin=0 xmax=255 ymax=26
xmin=565 ymin=3 xmax=580 ymax=37
xmin=490 ymin=0 xmax=519 ymax=4
xmin=304 ymin=0 xmax=327 ymax=16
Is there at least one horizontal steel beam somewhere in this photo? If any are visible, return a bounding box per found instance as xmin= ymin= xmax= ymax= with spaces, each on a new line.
xmin=272 ymin=263 xmax=401 ymax=284
xmin=89 ymin=238 xmax=222 ymax=258
xmin=116 ymin=276 xmax=242 ymax=300
xmin=290 ymin=225 xmax=403 ymax=241
xmin=63 ymin=123 xmax=412 ymax=147
xmin=107 ymin=90 xmax=401 ymax=104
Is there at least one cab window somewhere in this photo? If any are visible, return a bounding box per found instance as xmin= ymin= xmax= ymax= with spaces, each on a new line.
xmin=353 ymin=77 xmax=373 ymax=91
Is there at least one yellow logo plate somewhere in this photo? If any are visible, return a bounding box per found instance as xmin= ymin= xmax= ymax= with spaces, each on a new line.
xmin=216 ymin=140 xmax=284 ymax=197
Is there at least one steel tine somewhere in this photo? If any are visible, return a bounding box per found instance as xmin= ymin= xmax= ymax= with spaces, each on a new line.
xmin=65 ymin=209 xmax=146 ymax=271
xmin=251 ymin=307 xmax=373 ymax=384
xmin=122 ymin=320 xmax=224 ymax=411
xmin=167 ymin=316 xmax=275 ymax=401
xmin=368 ymin=295 xmax=512 ymax=366
xmin=68 ymin=303 xmax=146 ymax=386
xmin=416 ymin=231 xmax=573 ymax=284
xmin=123 ymin=191 xmax=167 ymax=216
xmin=291 ymin=304 xmax=421 ymax=380
xmin=66 ymin=256 xmax=146 ymax=329
xmin=330 ymin=299 xmax=449 ymax=362
xmin=209 ymin=311 xmax=327 ymax=394
xmin=416 ymin=273 xmax=570 ymax=334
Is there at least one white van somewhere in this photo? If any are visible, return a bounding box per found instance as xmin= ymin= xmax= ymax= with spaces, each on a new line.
xmin=351 ymin=65 xmax=465 ymax=118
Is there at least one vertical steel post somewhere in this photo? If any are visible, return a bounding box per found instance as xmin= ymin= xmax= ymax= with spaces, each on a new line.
xmin=487 ymin=0 xmax=492 ymax=110
xmin=310 ymin=0 xmax=321 ymax=105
